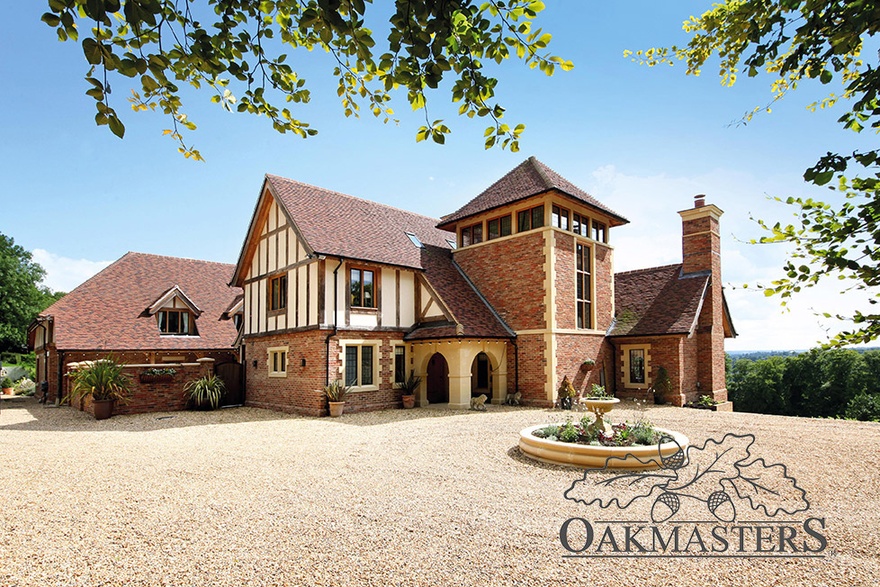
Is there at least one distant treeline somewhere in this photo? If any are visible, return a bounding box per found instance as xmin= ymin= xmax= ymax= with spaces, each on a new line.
xmin=726 ymin=349 xmax=880 ymax=421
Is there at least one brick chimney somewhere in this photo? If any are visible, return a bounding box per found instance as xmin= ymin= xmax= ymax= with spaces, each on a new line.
xmin=679 ymin=196 xmax=728 ymax=404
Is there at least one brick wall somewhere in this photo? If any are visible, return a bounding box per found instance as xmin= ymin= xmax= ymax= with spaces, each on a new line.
xmin=50 ymin=349 xmax=236 ymax=406
xmin=554 ymin=332 xmax=609 ymax=397
xmin=68 ymin=360 xmax=214 ymax=417
xmin=244 ymin=329 xmax=408 ymax=416
xmin=512 ymin=334 xmax=548 ymax=406
xmin=454 ymin=231 xmax=547 ymax=331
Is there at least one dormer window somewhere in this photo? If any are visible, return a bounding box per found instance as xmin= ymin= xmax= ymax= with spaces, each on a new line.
xmin=147 ymin=285 xmax=202 ymax=337
xmin=158 ymin=310 xmax=197 ymax=335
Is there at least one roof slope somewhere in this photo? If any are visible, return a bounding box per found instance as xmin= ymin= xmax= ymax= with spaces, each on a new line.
xmin=267 ymin=175 xmax=455 ymax=270
xmin=438 ymin=156 xmax=628 ymax=229
xmin=405 ymin=246 xmax=514 ymax=341
xmin=610 ymin=264 xmax=708 ymax=337
xmin=39 ymin=252 xmax=241 ymax=351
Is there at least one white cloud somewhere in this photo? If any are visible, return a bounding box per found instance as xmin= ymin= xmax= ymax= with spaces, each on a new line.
xmin=587 ymin=165 xmax=873 ymax=351
xmin=32 ymin=249 xmax=112 ymax=293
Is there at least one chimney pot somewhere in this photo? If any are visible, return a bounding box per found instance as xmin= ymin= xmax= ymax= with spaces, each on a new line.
xmin=694 ymin=194 xmax=706 ymax=208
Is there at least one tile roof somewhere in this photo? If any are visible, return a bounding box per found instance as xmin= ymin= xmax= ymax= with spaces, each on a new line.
xmin=609 ymin=264 xmax=709 ymax=337
xmin=437 ymin=156 xmax=628 ymax=229
xmin=405 ymin=246 xmax=514 ymax=341
xmin=266 ymin=175 xmax=455 ymax=270
xmin=39 ymin=252 xmax=241 ymax=351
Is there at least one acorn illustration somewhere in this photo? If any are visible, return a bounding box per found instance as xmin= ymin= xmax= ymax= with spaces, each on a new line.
xmin=658 ymin=434 xmax=686 ymax=470
xmin=651 ymin=492 xmax=681 ymax=522
xmin=707 ymin=490 xmax=736 ymax=522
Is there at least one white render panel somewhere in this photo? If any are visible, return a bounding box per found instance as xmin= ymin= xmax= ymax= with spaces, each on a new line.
xmin=421 ymin=283 xmax=444 ymax=319
xmin=308 ymin=262 xmax=318 ymax=326
xmin=268 ymin=233 xmax=277 ymax=273
xmin=350 ymin=312 xmax=379 ymax=328
xmin=399 ymin=271 xmax=416 ymax=326
xmin=257 ymin=278 xmax=266 ymax=333
xmin=278 ymin=229 xmax=287 ymax=269
xmin=297 ymin=265 xmax=308 ymax=328
xmin=268 ymin=200 xmax=277 ymax=232
xmin=380 ymin=267 xmax=396 ymax=327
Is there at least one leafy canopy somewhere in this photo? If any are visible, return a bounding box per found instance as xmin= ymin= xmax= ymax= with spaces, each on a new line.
xmin=627 ymin=0 xmax=880 ymax=347
xmin=41 ymin=0 xmax=572 ymax=159
xmin=0 ymin=233 xmax=64 ymax=353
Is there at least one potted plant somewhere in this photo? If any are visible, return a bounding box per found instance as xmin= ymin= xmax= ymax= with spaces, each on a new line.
xmin=395 ymin=372 xmax=421 ymax=409
xmin=139 ymin=367 xmax=177 ymax=383
xmin=67 ymin=357 xmax=132 ymax=420
xmin=557 ymin=376 xmax=576 ymax=410
xmin=1 ymin=377 xmax=14 ymax=395
xmin=324 ymin=380 xmax=350 ymax=417
xmin=581 ymin=359 xmax=596 ymax=371
xmin=183 ymin=374 xmax=226 ymax=410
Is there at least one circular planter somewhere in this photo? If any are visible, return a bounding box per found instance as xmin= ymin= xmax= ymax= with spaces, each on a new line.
xmin=328 ymin=401 xmax=345 ymax=417
xmin=518 ymin=424 xmax=689 ymax=470
xmin=401 ymin=394 xmax=416 ymax=409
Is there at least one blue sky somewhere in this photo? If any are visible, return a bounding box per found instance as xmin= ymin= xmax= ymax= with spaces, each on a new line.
xmin=1 ymin=2 xmax=873 ymax=351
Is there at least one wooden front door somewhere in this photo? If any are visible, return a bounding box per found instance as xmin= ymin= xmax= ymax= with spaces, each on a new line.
xmin=215 ymin=362 xmax=244 ymax=406
xmin=426 ymin=353 xmax=449 ymax=404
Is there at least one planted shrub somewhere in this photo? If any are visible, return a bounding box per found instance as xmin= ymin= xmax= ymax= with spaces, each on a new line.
xmin=184 ymin=374 xmax=226 ymax=410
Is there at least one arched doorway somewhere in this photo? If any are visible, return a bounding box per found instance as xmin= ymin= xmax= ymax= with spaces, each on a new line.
xmin=426 ymin=353 xmax=449 ymax=404
xmin=471 ymin=352 xmax=492 ymax=401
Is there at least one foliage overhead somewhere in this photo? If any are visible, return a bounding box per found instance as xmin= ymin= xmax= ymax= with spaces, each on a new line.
xmin=0 ymin=233 xmax=64 ymax=353
xmin=41 ymin=0 xmax=572 ymax=159
xmin=628 ymin=0 xmax=880 ymax=347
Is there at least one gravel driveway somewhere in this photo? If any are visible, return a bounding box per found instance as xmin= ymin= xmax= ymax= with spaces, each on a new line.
xmin=1 ymin=397 xmax=878 ymax=586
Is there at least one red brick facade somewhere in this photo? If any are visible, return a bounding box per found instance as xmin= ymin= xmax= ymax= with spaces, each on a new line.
xmin=243 ymin=330 xmax=409 ymax=417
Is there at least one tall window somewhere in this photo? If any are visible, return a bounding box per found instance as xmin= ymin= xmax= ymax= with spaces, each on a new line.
xmin=487 ymin=215 xmax=512 ymax=240
xmin=572 ymin=213 xmax=588 ymax=237
xmin=158 ymin=310 xmax=196 ymax=335
xmin=345 ymin=345 xmax=374 ymax=387
xmin=269 ymin=274 xmax=287 ymax=311
xmin=350 ymin=268 xmax=375 ymax=308
xmin=517 ymin=205 xmax=544 ymax=232
xmin=629 ymin=349 xmax=645 ymax=384
xmin=593 ymin=221 xmax=607 ymax=243
xmin=552 ymin=205 xmax=570 ymax=231
xmin=394 ymin=346 xmax=406 ymax=384
xmin=576 ymin=243 xmax=592 ymax=329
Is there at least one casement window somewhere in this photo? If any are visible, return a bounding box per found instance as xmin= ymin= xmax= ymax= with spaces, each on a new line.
xmin=158 ymin=310 xmax=197 ymax=335
xmin=572 ymin=213 xmax=589 ymax=237
xmin=268 ymin=346 xmax=288 ymax=378
xmin=593 ymin=221 xmax=607 ymax=243
xmin=552 ymin=205 xmax=570 ymax=231
xmin=344 ymin=343 xmax=378 ymax=388
xmin=629 ymin=349 xmax=646 ymax=384
xmin=350 ymin=268 xmax=375 ymax=308
xmin=269 ymin=274 xmax=288 ymax=311
xmin=576 ymin=243 xmax=592 ymax=329
xmin=487 ymin=215 xmax=512 ymax=240
xmin=394 ymin=346 xmax=406 ymax=384
xmin=460 ymin=223 xmax=483 ymax=247
xmin=517 ymin=205 xmax=544 ymax=232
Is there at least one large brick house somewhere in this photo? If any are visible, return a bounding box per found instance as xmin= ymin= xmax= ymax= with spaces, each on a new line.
xmin=233 ymin=157 xmax=735 ymax=416
xmin=29 ymin=252 xmax=243 ymax=413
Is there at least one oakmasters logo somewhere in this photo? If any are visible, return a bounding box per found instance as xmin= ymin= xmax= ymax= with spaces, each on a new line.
xmin=559 ymin=433 xmax=827 ymax=558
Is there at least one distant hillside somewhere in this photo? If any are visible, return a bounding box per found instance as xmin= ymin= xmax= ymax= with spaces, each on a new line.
xmin=728 ymin=348 xmax=880 ymax=363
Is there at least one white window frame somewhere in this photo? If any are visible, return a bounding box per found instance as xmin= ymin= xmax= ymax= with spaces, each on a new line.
xmin=268 ymin=346 xmax=289 ymax=378
xmin=339 ymin=340 xmax=381 ymax=391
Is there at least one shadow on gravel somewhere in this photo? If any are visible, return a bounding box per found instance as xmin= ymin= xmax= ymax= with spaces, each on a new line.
xmin=0 ymin=396 xmax=299 ymax=433
xmin=506 ymin=445 xmax=579 ymax=471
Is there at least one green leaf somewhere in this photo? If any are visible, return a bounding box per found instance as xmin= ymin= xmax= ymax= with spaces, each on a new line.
xmin=82 ymin=38 xmax=103 ymax=65
xmin=108 ymin=115 xmax=125 ymax=138
xmin=41 ymin=13 xmax=61 ymax=27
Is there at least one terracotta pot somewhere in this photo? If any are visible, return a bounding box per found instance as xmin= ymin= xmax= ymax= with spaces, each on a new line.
xmin=401 ymin=394 xmax=416 ymax=409
xmin=328 ymin=401 xmax=345 ymax=417
xmin=92 ymin=399 xmax=115 ymax=420
xmin=2 ymin=388 xmax=12 ymax=396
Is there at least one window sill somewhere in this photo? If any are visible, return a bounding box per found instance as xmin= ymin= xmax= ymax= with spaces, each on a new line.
xmin=268 ymin=372 xmax=288 ymax=378
xmin=348 ymin=385 xmax=379 ymax=393
xmin=267 ymin=308 xmax=287 ymax=317
xmin=350 ymin=307 xmax=378 ymax=313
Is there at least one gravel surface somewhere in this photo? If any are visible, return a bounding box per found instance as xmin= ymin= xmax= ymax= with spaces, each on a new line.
xmin=1 ymin=396 xmax=878 ymax=586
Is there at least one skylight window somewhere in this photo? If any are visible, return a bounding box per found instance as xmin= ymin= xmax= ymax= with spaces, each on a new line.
xmin=405 ymin=232 xmax=424 ymax=249
xmin=446 ymin=238 xmax=457 ymax=250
